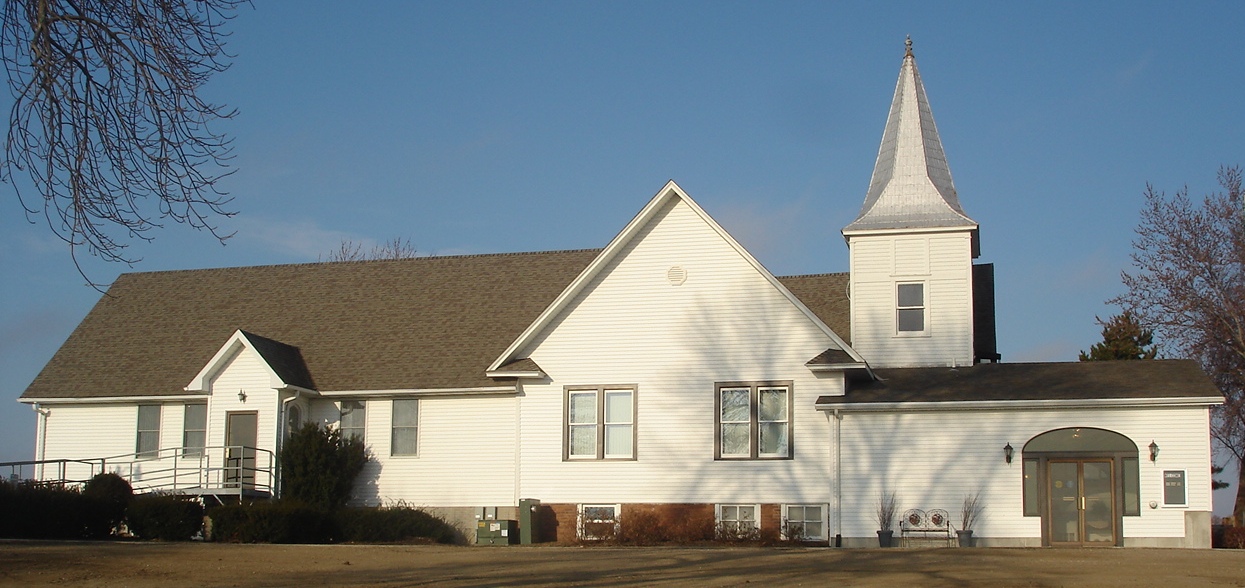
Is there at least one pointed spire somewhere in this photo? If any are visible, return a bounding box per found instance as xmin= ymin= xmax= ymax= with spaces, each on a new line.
xmin=845 ymin=38 xmax=976 ymax=233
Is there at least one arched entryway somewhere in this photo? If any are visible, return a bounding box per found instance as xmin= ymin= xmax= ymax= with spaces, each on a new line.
xmin=1022 ymin=428 xmax=1140 ymax=547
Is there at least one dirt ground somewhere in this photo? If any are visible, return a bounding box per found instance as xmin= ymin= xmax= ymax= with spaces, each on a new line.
xmin=2 ymin=541 xmax=1245 ymax=587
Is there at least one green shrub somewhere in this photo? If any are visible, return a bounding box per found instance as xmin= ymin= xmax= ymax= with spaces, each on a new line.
xmin=209 ymin=501 xmax=334 ymax=543
xmin=335 ymin=505 xmax=456 ymax=543
xmin=83 ymin=473 xmax=133 ymax=534
xmin=280 ymin=423 xmax=369 ymax=510
xmin=127 ymin=493 xmax=204 ymax=540
xmin=0 ymin=480 xmax=110 ymax=539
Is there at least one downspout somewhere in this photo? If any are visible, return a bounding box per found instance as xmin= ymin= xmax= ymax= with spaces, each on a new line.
xmin=32 ymin=403 xmax=50 ymax=480
xmin=834 ymin=408 xmax=842 ymax=547
xmin=277 ymin=390 xmax=301 ymax=497
xmin=514 ymin=383 xmax=522 ymax=508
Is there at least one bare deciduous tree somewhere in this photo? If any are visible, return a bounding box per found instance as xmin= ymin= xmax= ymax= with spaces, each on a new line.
xmin=1 ymin=0 xmax=243 ymax=287
xmin=320 ymin=237 xmax=419 ymax=262
xmin=1112 ymin=165 xmax=1245 ymax=522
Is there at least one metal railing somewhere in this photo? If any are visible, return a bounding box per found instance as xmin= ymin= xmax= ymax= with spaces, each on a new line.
xmin=0 ymin=445 xmax=275 ymax=498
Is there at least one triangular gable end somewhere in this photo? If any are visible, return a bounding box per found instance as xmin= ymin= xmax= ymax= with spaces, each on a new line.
xmin=488 ymin=180 xmax=867 ymax=372
xmin=185 ymin=330 xmax=317 ymax=393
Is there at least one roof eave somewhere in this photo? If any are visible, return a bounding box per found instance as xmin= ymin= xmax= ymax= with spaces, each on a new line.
xmin=484 ymin=370 xmax=546 ymax=379
xmin=815 ymin=396 xmax=1225 ymax=413
xmin=316 ymin=386 xmax=518 ymax=398
xmin=20 ymin=393 xmax=211 ymax=405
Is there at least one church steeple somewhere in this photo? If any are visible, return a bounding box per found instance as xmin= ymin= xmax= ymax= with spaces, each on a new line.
xmin=844 ymin=37 xmax=976 ymax=234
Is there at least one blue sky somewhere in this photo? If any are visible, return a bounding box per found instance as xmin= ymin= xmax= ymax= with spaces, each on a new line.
xmin=1 ymin=2 xmax=1241 ymax=513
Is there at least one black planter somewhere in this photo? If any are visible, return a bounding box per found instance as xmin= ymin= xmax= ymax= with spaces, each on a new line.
xmin=877 ymin=530 xmax=894 ymax=547
xmin=956 ymin=529 xmax=974 ymax=547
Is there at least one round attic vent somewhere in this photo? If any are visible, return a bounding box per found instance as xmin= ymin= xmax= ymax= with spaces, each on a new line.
xmin=667 ymin=266 xmax=687 ymax=286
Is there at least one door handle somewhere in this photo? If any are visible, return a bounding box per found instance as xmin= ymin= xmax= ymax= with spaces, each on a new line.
xmin=1081 ymin=497 xmax=1085 ymax=510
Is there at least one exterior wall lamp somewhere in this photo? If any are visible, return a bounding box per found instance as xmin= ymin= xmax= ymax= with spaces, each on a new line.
xmin=1149 ymin=441 xmax=1159 ymax=462
xmin=238 ymin=389 xmax=247 ymax=403
xmin=1004 ymin=442 xmax=1014 ymax=464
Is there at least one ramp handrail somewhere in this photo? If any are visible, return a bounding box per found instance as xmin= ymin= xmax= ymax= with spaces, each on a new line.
xmin=0 ymin=445 xmax=276 ymax=497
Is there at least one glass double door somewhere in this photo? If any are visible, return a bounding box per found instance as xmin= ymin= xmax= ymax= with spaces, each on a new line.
xmin=1048 ymin=460 xmax=1115 ymax=545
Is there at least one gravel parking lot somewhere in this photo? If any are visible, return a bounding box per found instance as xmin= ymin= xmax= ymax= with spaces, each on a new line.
xmin=3 ymin=541 xmax=1245 ymax=587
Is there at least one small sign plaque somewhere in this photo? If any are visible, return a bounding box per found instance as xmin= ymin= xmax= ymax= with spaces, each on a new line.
xmin=1163 ymin=470 xmax=1186 ymax=506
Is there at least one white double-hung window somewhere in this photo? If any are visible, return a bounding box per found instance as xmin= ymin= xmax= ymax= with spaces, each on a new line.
xmin=391 ymin=399 xmax=419 ymax=456
xmin=182 ymin=403 xmax=207 ymax=457
xmin=136 ymin=404 xmax=161 ymax=459
xmin=340 ymin=400 xmax=365 ymax=441
xmin=897 ymin=282 xmax=926 ymax=334
xmin=565 ymin=386 xmax=635 ymax=460
xmin=716 ymin=382 xmax=791 ymax=459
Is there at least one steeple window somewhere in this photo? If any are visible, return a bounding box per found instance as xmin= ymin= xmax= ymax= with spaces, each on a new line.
xmin=897 ymin=282 xmax=926 ymax=333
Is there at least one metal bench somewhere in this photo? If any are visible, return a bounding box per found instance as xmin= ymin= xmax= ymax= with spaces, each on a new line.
xmin=900 ymin=509 xmax=953 ymax=546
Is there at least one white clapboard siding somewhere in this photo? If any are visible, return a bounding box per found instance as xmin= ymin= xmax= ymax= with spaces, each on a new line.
xmin=42 ymin=404 xmax=140 ymax=464
xmin=40 ymin=402 xmax=208 ymax=484
xmin=849 ymin=231 xmax=973 ymax=367
xmin=835 ymin=405 xmax=1213 ymax=539
xmin=206 ymin=345 xmax=279 ymax=455
xmin=304 ymin=396 xmax=518 ymax=507
xmin=516 ymin=196 xmax=845 ymax=504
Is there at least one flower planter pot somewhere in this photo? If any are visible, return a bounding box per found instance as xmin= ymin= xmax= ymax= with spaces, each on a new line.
xmin=877 ymin=530 xmax=894 ymax=547
xmin=956 ymin=529 xmax=974 ymax=547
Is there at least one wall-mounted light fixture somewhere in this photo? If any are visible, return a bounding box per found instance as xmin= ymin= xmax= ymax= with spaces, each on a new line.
xmin=1004 ymin=442 xmax=1014 ymax=464
xmin=238 ymin=389 xmax=247 ymax=403
xmin=1149 ymin=441 xmax=1159 ymax=462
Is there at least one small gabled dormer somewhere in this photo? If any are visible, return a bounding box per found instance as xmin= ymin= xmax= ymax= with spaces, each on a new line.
xmin=843 ymin=38 xmax=980 ymax=368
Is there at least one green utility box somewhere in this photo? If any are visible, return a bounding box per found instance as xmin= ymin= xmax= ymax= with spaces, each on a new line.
xmin=476 ymin=519 xmax=517 ymax=545
xmin=519 ymin=498 xmax=541 ymax=544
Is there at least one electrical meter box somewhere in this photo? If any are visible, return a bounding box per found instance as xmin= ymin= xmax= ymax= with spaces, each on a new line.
xmin=475 ymin=519 xmax=517 ymax=545
xmin=519 ymin=498 xmax=541 ymax=544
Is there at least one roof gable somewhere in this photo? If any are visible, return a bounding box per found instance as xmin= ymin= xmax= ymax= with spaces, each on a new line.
xmin=186 ymin=330 xmax=314 ymax=392
xmin=490 ymin=181 xmax=863 ymax=371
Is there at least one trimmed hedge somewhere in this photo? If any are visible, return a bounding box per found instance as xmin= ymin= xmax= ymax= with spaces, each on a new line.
xmin=0 ymin=480 xmax=113 ymax=539
xmin=208 ymin=501 xmax=456 ymax=544
xmin=335 ymin=505 xmax=456 ymax=544
xmin=127 ymin=493 xmax=204 ymax=541
xmin=209 ymin=501 xmax=335 ymax=543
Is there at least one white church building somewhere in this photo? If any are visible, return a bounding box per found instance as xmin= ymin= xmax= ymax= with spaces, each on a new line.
xmin=16 ymin=41 xmax=1221 ymax=547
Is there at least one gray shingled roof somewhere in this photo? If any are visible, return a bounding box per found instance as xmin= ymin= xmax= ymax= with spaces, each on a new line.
xmin=21 ymin=251 xmax=853 ymax=400
xmin=776 ymin=272 xmax=851 ymax=342
xmin=817 ymin=360 xmax=1221 ymax=405
xmin=239 ymin=330 xmax=316 ymax=390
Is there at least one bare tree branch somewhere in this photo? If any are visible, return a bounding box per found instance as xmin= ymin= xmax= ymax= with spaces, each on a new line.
xmin=1 ymin=0 xmax=244 ymax=289
xmin=1111 ymin=165 xmax=1245 ymax=522
xmin=320 ymin=238 xmax=419 ymax=263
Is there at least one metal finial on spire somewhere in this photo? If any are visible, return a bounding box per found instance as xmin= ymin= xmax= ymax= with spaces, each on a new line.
xmin=904 ymin=35 xmax=913 ymax=58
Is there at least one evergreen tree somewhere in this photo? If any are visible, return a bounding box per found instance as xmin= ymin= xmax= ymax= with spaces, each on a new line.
xmin=279 ymin=423 xmax=369 ymax=510
xmin=1079 ymin=311 xmax=1158 ymax=361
